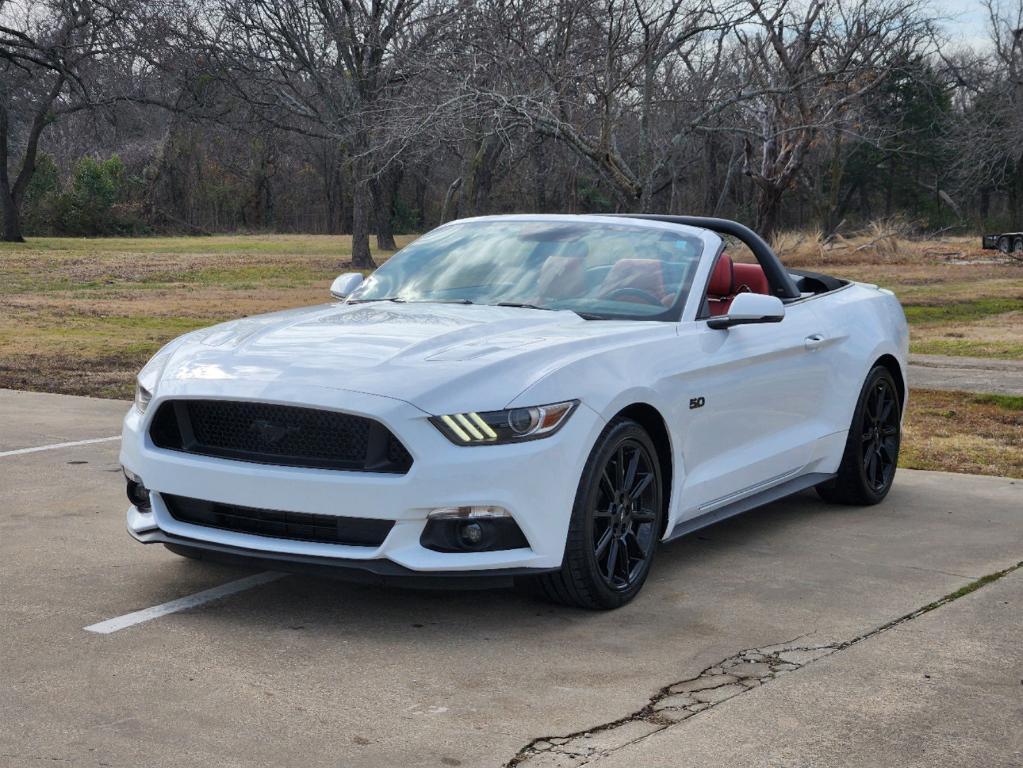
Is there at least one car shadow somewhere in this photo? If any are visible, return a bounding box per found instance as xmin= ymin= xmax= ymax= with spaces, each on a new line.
xmin=164 ymin=487 xmax=841 ymax=641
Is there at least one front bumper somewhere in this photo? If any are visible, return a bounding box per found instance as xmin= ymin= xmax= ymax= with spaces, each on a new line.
xmin=121 ymin=382 xmax=604 ymax=574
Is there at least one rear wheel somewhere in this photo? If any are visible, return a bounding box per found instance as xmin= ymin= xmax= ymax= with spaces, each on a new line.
xmin=1013 ymin=238 xmax=1023 ymax=259
xmin=998 ymin=236 xmax=1011 ymax=254
xmin=817 ymin=365 xmax=901 ymax=505
xmin=533 ymin=419 xmax=664 ymax=609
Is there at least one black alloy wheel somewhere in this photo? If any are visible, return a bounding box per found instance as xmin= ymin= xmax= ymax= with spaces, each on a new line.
xmin=860 ymin=376 xmax=900 ymax=493
xmin=817 ymin=365 xmax=901 ymax=505
xmin=592 ymin=440 xmax=660 ymax=591
xmin=532 ymin=418 xmax=664 ymax=609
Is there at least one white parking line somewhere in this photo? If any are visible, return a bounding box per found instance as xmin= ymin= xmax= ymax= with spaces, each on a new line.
xmin=0 ymin=435 xmax=121 ymax=458
xmin=84 ymin=572 xmax=285 ymax=634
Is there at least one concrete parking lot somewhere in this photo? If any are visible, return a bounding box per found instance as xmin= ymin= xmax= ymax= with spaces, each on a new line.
xmin=1 ymin=388 xmax=1020 ymax=768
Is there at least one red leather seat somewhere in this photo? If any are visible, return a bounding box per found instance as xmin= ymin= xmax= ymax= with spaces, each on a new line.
xmin=733 ymin=263 xmax=770 ymax=295
xmin=706 ymin=257 xmax=771 ymax=316
xmin=706 ymin=253 xmax=734 ymax=316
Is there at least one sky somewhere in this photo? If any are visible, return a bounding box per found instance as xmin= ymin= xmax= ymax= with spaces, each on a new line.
xmin=935 ymin=0 xmax=996 ymax=49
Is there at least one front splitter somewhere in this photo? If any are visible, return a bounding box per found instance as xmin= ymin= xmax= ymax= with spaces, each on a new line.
xmin=131 ymin=526 xmax=559 ymax=590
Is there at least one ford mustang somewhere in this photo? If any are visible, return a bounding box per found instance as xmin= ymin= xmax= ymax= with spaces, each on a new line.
xmin=121 ymin=214 xmax=908 ymax=609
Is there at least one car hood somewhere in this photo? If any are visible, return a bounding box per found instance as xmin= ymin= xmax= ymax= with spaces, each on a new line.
xmin=157 ymin=302 xmax=671 ymax=414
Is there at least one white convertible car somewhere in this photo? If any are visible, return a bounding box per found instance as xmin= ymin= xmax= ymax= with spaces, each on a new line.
xmin=121 ymin=214 xmax=908 ymax=608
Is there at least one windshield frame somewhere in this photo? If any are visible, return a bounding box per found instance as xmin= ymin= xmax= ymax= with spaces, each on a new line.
xmin=347 ymin=215 xmax=716 ymax=322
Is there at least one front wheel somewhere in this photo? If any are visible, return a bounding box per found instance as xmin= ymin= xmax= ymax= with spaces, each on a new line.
xmin=534 ymin=419 xmax=664 ymax=609
xmin=817 ymin=365 xmax=901 ymax=505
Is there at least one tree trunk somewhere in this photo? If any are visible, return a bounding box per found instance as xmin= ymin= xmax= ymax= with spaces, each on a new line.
xmin=371 ymin=166 xmax=401 ymax=251
xmin=703 ymin=134 xmax=718 ymax=214
xmin=884 ymin=155 xmax=896 ymax=218
xmin=1 ymin=190 xmax=24 ymax=242
xmin=439 ymin=177 xmax=462 ymax=224
xmin=0 ymin=105 xmax=24 ymax=242
xmin=462 ymin=137 xmax=501 ymax=217
xmin=755 ymin=187 xmax=784 ymax=242
xmin=532 ymin=143 xmax=547 ymax=212
xmin=350 ymin=160 xmax=375 ymax=268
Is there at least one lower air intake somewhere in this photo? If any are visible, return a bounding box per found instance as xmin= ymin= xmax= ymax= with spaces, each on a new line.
xmin=163 ymin=494 xmax=394 ymax=547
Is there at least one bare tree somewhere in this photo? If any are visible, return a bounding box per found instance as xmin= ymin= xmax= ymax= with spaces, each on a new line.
xmin=948 ymin=1 xmax=1023 ymax=221
xmin=0 ymin=0 xmax=136 ymax=241
xmin=736 ymin=0 xmax=934 ymax=239
xmin=204 ymin=0 xmax=455 ymax=267
xmin=454 ymin=0 xmax=746 ymax=209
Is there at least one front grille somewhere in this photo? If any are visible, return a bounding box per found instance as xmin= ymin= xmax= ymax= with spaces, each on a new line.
xmin=149 ymin=400 xmax=412 ymax=473
xmin=163 ymin=494 xmax=394 ymax=547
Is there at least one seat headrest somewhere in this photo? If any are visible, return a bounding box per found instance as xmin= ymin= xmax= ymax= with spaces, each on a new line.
xmin=600 ymin=259 xmax=666 ymax=301
xmin=708 ymin=253 xmax=734 ymax=296
xmin=732 ymin=263 xmax=770 ymax=295
xmin=537 ymin=255 xmax=587 ymax=300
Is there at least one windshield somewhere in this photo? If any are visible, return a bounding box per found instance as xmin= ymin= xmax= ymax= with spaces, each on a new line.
xmin=348 ymin=219 xmax=705 ymax=320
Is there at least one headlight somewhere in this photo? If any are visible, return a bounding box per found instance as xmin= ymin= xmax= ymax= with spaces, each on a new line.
xmin=134 ymin=380 xmax=153 ymax=413
xmin=430 ymin=400 xmax=578 ymax=445
xmin=133 ymin=341 xmax=178 ymax=414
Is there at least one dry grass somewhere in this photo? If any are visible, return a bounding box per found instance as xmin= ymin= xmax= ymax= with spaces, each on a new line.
xmin=902 ymin=390 xmax=1023 ymax=478
xmin=0 ymin=234 xmax=409 ymax=398
xmin=771 ymin=219 xmax=988 ymax=267
xmin=1 ymin=231 xmax=1021 ymax=478
xmin=769 ymin=225 xmax=1023 ymax=360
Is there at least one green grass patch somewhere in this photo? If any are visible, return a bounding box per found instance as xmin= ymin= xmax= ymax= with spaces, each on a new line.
xmin=140 ymin=263 xmax=331 ymax=288
xmin=902 ymin=297 xmax=1023 ymax=325
xmin=969 ymin=393 xmax=1023 ymax=410
xmin=940 ymin=562 xmax=1022 ymax=603
xmin=910 ymin=338 xmax=1023 ymax=360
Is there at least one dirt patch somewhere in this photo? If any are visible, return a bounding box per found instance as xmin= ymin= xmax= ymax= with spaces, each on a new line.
xmin=908 ymin=310 xmax=1023 ymax=359
xmin=903 ymin=389 xmax=1023 ymax=478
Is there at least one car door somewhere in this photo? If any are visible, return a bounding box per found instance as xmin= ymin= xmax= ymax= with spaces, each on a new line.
xmin=674 ymin=300 xmax=832 ymax=518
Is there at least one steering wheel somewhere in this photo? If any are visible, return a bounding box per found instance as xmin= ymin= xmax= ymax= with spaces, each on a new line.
xmin=598 ymin=286 xmax=665 ymax=306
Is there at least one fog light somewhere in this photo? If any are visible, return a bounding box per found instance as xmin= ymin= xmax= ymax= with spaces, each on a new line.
xmin=420 ymin=511 xmax=528 ymax=553
xmin=428 ymin=505 xmax=509 ymax=519
xmin=459 ymin=521 xmax=484 ymax=546
xmin=124 ymin=468 xmax=151 ymax=512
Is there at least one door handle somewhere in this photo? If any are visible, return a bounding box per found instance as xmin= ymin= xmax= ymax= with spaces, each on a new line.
xmin=804 ymin=333 xmax=826 ymax=350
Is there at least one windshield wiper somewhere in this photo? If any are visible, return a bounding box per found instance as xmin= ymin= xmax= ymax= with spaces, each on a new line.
xmin=496 ymin=302 xmax=603 ymax=319
xmin=348 ymin=297 xmax=406 ymax=304
xmin=495 ymin=302 xmax=554 ymax=311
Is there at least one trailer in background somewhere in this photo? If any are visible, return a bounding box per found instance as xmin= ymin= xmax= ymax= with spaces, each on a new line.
xmin=983 ymin=232 xmax=1023 ymax=256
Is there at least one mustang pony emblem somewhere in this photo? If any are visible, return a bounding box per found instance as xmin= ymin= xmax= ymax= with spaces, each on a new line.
xmin=249 ymin=419 xmax=300 ymax=446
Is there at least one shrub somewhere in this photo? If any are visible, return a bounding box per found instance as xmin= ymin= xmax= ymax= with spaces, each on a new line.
xmin=54 ymin=155 xmax=129 ymax=235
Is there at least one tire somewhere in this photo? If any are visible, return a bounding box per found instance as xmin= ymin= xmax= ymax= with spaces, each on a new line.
xmin=998 ymin=236 xmax=1011 ymax=254
xmin=817 ymin=365 xmax=901 ymax=506
xmin=532 ymin=418 xmax=665 ymax=609
xmin=1014 ymin=238 xmax=1023 ymax=257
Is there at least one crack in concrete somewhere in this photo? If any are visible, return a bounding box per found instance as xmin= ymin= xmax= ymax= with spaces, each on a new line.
xmin=507 ymin=560 xmax=1023 ymax=767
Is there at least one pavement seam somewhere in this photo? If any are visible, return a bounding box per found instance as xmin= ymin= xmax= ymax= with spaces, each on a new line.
xmin=507 ymin=559 xmax=1023 ymax=767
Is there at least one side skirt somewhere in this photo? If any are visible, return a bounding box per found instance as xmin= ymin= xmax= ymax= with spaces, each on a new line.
xmin=664 ymin=472 xmax=835 ymax=543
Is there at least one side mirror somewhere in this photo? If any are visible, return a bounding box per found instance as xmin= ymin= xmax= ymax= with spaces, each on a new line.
xmin=330 ymin=272 xmax=364 ymax=300
xmin=707 ymin=292 xmax=785 ymax=330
